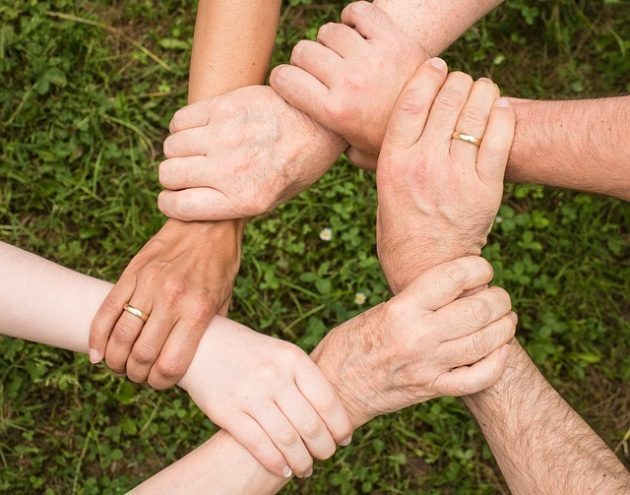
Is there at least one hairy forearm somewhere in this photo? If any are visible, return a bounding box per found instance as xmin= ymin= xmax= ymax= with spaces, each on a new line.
xmin=464 ymin=344 xmax=630 ymax=494
xmin=506 ymin=96 xmax=630 ymax=199
xmin=373 ymin=0 xmax=503 ymax=54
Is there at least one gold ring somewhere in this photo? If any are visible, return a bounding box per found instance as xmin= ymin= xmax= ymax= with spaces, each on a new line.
xmin=452 ymin=131 xmax=481 ymax=147
xmin=123 ymin=303 xmax=150 ymax=322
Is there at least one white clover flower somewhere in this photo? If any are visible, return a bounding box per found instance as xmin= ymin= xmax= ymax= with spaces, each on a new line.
xmin=319 ymin=228 xmax=333 ymax=241
xmin=354 ymin=292 xmax=367 ymax=305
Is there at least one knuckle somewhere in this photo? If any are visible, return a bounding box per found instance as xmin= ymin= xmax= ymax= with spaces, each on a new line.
xmin=290 ymin=40 xmax=308 ymax=64
xmin=436 ymin=89 xmax=465 ymax=111
xmin=112 ymin=321 xmax=139 ymax=343
xmin=317 ymin=22 xmax=333 ymax=38
xmin=316 ymin=388 xmax=340 ymax=415
xmin=131 ymin=342 xmax=159 ymax=365
xmin=301 ymin=415 xmax=323 ymax=438
xmin=449 ymin=71 xmax=474 ymax=86
xmin=444 ymin=259 xmax=468 ymax=285
xmin=471 ymin=331 xmax=489 ymax=358
xmin=469 ymin=298 xmax=491 ymax=325
xmin=164 ymin=278 xmax=187 ymax=302
xmin=397 ymin=89 xmax=429 ymax=115
xmin=278 ymin=428 xmax=299 ymax=448
xmin=156 ymin=356 xmax=187 ymax=379
xmin=324 ymin=97 xmax=350 ymax=121
xmin=459 ymin=106 xmax=487 ymax=127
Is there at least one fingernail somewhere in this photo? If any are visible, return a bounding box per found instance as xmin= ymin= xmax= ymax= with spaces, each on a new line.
xmin=512 ymin=312 xmax=519 ymax=324
xmin=89 ymin=349 xmax=102 ymax=364
xmin=304 ymin=467 xmax=313 ymax=478
xmin=430 ymin=57 xmax=447 ymax=71
xmin=340 ymin=435 xmax=352 ymax=447
xmin=496 ymin=97 xmax=510 ymax=108
xmin=500 ymin=345 xmax=510 ymax=359
xmin=282 ymin=466 xmax=293 ymax=478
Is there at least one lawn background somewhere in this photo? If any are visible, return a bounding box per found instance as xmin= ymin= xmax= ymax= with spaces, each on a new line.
xmin=1 ymin=0 xmax=629 ymax=493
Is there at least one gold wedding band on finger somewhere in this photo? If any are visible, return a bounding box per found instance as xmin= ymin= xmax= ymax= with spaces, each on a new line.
xmin=452 ymin=131 xmax=482 ymax=148
xmin=123 ymin=303 xmax=150 ymax=323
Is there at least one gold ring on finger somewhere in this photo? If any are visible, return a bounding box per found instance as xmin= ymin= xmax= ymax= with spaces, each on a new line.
xmin=123 ymin=303 xmax=150 ymax=323
xmin=452 ymin=131 xmax=482 ymax=148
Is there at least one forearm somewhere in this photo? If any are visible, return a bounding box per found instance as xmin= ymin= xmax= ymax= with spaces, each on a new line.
xmin=189 ymin=0 xmax=280 ymax=102
xmin=373 ymin=0 xmax=503 ymax=54
xmin=464 ymin=343 xmax=630 ymax=494
xmin=506 ymin=96 xmax=630 ymax=199
xmin=0 ymin=242 xmax=286 ymax=493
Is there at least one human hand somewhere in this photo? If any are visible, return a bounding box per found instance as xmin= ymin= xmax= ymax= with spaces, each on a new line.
xmin=376 ymin=59 xmax=515 ymax=293
xmin=89 ymin=219 xmax=242 ymax=389
xmin=178 ymin=317 xmax=353 ymax=479
xmin=157 ymin=86 xmax=346 ymax=221
xmin=270 ymin=1 xmax=426 ymax=167
xmin=311 ymin=256 xmax=516 ymax=427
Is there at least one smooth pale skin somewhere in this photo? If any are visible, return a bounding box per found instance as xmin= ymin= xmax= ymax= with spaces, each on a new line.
xmin=0 ymin=242 xmax=514 ymax=491
xmin=88 ymin=0 xmax=282 ymax=391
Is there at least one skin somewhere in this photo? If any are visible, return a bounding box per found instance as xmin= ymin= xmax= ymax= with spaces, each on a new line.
xmin=271 ymin=1 xmax=630 ymax=199
xmin=0 ymin=242 xmax=513 ymax=492
xmin=156 ymin=0 xmax=500 ymax=221
xmin=375 ymin=62 xmax=630 ymax=494
xmin=88 ymin=0 xmax=282 ymax=389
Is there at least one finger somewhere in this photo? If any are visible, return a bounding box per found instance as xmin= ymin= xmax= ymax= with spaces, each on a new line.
xmin=290 ymin=40 xmax=342 ymax=87
xmin=438 ymin=312 xmax=517 ymax=367
xmin=269 ymin=64 xmax=329 ymax=125
xmin=317 ymin=22 xmax=366 ymax=57
xmin=89 ymin=275 xmax=135 ymax=364
xmin=341 ymin=1 xmax=396 ymax=40
xmin=104 ymin=290 xmax=153 ymax=374
xmin=382 ymin=58 xmax=448 ymax=150
xmin=432 ymin=286 xmax=512 ymax=341
xmin=276 ymin=388 xmax=337 ymax=461
xmin=159 ymin=156 xmax=215 ymax=191
xmin=125 ymin=307 xmax=178 ymax=384
xmin=476 ymin=98 xmax=515 ymax=184
xmin=434 ymin=344 xmax=511 ymax=396
xmin=169 ymin=99 xmax=214 ymax=133
xmin=147 ymin=317 xmax=209 ymax=390
xmin=248 ymin=404 xmax=313 ymax=478
xmin=400 ymin=256 xmax=494 ymax=311
xmin=226 ymin=413 xmax=293 ymax=478
xmin=158 ymin=188 xmax=236 ymax=222
xmin=295 ymin=360 xmax=353 ymax=446
xmin=345 ymin=146 xmax=378 ymax=171
xmin=450 ymin=78 xmax=500 ymax=165
xmin=162 ymin=127 xmax=210 ymax=158
xmin=422 ymin=71 xmax=474 ymax=147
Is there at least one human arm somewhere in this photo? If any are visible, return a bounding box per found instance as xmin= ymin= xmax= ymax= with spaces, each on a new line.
xmin=464 ymin=345 xmax=630 ymax=494
xmin=155 ymin=0 xmax=501 ymax=220
xmin=504 ymin=96 xmax=630 ymax=200
xmin=375 ymin=62 xmax=630 ymax=492
xmin=88 ymin=0 xmax=281 ymax=388
xmin=0 ymin=241 xmax=514 ymax=493
xmin=272 ymin=1 xmax=630 ymax=198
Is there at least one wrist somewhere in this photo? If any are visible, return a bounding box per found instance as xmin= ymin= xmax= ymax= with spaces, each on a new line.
xmin=463 ymin=340 xmax=533 ymax=414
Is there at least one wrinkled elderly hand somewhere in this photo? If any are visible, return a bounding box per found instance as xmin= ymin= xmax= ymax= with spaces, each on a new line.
xmin=89 ymin=220 xmax=242 ymax=389
xmin=271 ymin=1 xmax=426 ymax=169
xmin=376 ymin=59 xmax=515 ymax=293
xmin=158 ymin=86 xmax=346 ymax=221
xmin=312 ymin=256 xmax=515 ymax=428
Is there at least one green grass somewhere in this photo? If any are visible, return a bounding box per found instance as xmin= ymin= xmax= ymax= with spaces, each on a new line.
xmin=1 ymin=0 xmax=629 ymax=493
